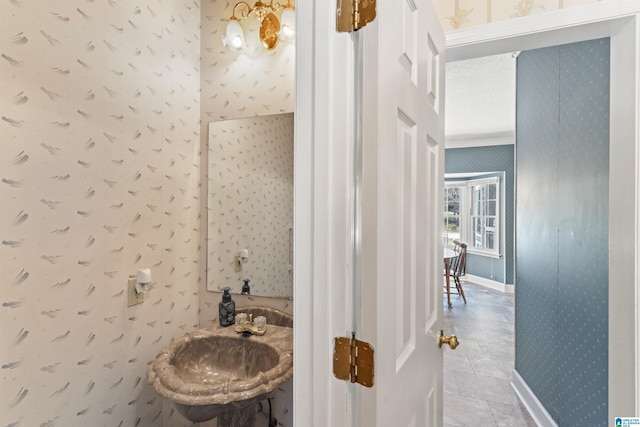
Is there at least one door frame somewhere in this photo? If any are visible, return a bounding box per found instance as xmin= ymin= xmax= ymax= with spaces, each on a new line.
xmin=293 ymin=2 xmax=354 ymax=426
xmin=445 ymin=1 xmax=640 ymax=421
xmin=294 ymin=0 xmax=640 ymax=425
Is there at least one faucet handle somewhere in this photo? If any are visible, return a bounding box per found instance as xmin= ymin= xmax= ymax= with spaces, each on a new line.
xmin=254 ymin=315 xmax=267 ymax=332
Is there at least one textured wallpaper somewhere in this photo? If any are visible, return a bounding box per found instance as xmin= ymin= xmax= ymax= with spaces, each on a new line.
xmin=0 ymin=1 xmax=201 ymax=426
xmin=207 ymin=114 xmax=294 ymax=298
xmin=200 ymin=0 xmax=295 ymax=123
xmin=445 ymin=145 xmax=515 ymax=284
xmin=6 ymin=1 xmax=613 ymax=426
xmin=433 ymin=0 xmax=611 ymax=31
xmin=515 ymin=38 xmax=610 ymax=425
xmin=198 ymin=2 xmax=295 ymax=426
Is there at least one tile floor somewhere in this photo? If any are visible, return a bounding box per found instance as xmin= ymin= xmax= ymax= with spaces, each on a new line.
xmin=443 ymin=281 xmax=537 ymax=427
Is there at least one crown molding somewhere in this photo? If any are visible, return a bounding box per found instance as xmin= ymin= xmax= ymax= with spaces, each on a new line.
xmin=445 ymin=131 xmax=514 ymax=149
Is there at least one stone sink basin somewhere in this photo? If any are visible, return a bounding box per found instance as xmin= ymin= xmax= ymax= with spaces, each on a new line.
xmin=147 ymin=306 xmax=292 ymax=423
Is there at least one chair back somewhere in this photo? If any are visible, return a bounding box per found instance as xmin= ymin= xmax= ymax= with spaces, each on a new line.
xmin=451 ymin=241 xmax=467 ymax=277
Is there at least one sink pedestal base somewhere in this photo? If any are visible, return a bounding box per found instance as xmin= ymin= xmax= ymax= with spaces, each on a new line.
xmin=174 ymin=402 xmax=257 ymax=425
xmin=218 ymin=405 xmax=257 ymax=427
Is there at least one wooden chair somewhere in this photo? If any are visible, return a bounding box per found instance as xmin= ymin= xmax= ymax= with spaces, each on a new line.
xmin=449 ymin=240 xmax=467 ymax=303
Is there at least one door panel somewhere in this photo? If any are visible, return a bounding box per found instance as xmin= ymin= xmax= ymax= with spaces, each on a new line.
xmin=360 ymin=0 xmax=446 ymax=426
xmin=400 ymin=0 xmax=417 ymax=83
xmin=396 ymin=113 xmax=417 ymax=370
xmin=423 ymin=135 xmax=440 ymax=333
xmin=426 ymin=36 xmax=441 ymax=112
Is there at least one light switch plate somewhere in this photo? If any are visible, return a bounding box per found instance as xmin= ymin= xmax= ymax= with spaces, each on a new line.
xmin=234 ymin=254 xmax=242 ymax=272
xmin=127 ymin=277 xmax=144 ymax=307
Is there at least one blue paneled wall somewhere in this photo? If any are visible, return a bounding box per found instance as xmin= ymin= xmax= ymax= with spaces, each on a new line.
xmin=516 ymin=38 xmax=609 ymax=426
xmin=445 ymin=145 xmax=515 ymax=284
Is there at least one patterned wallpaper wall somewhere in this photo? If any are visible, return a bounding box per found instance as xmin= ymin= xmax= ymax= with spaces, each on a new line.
xmin=11 ymin=1 xmax=615 ymax=426
xmin=515 ymin=38 xmax=610 ymax=425
xmin=207 ymin=114 xmax=294 ymax=298
xmin=200 ymin=0 xmax=295 ymax=123
xmin=433 ymin=0 xmax=612 ymax=31
xmin=198 ymin=0 xmax=295 ymax=317
xmin=198 ymin=2 xmax=295 ymax=426
xmin=1 ymin=1 xmax=201 ymax=427
xmin=445 ymin=145 xmax=515 ymax=284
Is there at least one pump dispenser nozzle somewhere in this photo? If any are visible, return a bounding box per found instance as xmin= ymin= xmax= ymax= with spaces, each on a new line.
xmin=241 ymin=279 xmax=251 ymax=295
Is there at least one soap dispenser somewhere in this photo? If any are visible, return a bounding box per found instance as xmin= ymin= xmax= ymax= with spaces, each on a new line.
xmin=219 ymin=287 xmax=235 ymax=327
xmin=241 ymin=279 xmax=251 ymax=295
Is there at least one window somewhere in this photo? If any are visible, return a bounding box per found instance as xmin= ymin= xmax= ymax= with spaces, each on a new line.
xmin=444 ymin=175 xmax=500 ymax=257
xmin=470 ymin=179 xmax=498 ymax=253
xmin=444 ymin=187 xmax=461 ymax=247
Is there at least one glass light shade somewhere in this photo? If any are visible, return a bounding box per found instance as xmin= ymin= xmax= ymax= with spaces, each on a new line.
xmin=222 ymin=20 xmax=245 ymax=51
xmin=279 ymin=8 xmax=295 ymax=41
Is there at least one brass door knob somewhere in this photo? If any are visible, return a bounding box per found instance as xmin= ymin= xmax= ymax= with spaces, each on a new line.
xmin=438 ymin=330 xmax=459 ymax=350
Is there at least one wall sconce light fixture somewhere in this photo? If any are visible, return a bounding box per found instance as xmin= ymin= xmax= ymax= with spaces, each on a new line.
xmin=223 ymin=0 xmax=295 ymax=51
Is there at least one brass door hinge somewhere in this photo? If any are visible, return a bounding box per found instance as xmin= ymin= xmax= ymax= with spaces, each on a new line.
xmin=333 ymin=333 xmax=374 ymax=387
xmin=336 ymin=0 xmax=377 ymax=33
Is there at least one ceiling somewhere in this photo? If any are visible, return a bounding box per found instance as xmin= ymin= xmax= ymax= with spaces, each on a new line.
xmin=445 ymin=53 xmax=516 ymax=148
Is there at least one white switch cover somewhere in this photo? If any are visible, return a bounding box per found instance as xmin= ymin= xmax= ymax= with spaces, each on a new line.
xmin=234 ymin=254 xmax=242 ymax=272
xmin=127 ymin=277 xmax=144 ymax=307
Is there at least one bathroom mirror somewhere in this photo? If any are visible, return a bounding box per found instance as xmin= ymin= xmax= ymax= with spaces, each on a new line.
xmin=206 ymin=113 xmax=294 ymax=297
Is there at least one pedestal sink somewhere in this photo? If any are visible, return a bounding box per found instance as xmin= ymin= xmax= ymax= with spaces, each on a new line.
xmin=147 ymin=306 xmax=292 ymax=424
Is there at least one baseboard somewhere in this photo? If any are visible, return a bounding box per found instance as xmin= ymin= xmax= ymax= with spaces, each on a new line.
xmin=463 ymin=274 xmax=514 ymax=293
xmin=511 ymin=370 xmax=557 ymax=427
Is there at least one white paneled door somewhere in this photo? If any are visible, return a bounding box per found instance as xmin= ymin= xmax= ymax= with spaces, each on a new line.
xmin=294 ymin=0 xmax=446 ymax=425
xmin=359 ymin=0 xmax=446 ymax=426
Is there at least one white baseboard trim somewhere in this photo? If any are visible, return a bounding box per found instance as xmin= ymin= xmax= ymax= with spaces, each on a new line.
xmin=511 ymin=370 xmax=557 ymax=427
xmin=463 ymin=274 xmax=514 ymax=293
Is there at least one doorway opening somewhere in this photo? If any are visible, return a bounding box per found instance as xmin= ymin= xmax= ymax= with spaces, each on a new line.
xmin=292 ymin=2 xmax=640 ymax=425
xmin=444 ymin=5 xmax=639 ymax=423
